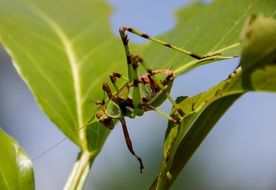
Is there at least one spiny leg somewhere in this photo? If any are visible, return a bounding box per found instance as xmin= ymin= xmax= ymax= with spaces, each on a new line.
xmin=119 ymin=26 xmax=220 ymax=60
xmin=145 ymin=104 xmax=179 ymax=124
xmin=131 ymin=55 xmax=143 ymax=111
xmin=120 ymin=27 xmax=183 ymax=117
xmin=102 ymin=82 xmax=113 ymax=100
xmin=119 ymin=116 xmax=144 ymax=173
xmin=109 ymin=72 xmax=122 ymax=91
xmin=150 ymin=78 xmax=185 ymax=117
xmin=92 ymin=82 xmax=117 ymax=105
xmin=119 ymin=29 xmax=144 ymax=115
xmin=91 ymin=82 xmax=112 ymax=105
xmin=162 ymin=88 xmax=185 ymax=117
xmin=119 ymin=27 xmax=134 ymax=81
xmin=109 ymin=72 xmax=130 ymax=95
xmin=108 ymin=67 xmax=144 ymax=172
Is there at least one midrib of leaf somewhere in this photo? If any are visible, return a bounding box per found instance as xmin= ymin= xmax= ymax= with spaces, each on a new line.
xmin=26 ymin=3 xmax=86 ymax=149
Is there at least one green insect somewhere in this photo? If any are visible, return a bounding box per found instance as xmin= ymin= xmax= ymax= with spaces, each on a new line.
xmin=93 ymin=26 xmax=224 ymax=173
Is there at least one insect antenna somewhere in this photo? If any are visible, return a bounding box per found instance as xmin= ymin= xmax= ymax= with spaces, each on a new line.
xmin=33 ymin=117 xmax=97 ymax=162
xmin=33 ymin=137 xmax=68 ymax=161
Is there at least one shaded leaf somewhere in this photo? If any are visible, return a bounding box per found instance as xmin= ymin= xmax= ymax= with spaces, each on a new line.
xmin=0 ymin=129 xmax=34 ymax=190
xmin=240 ymin=14 xmax=276 ymax=90
xmin=86 ymin=120 xmax=109 ymax=152
xmin=140 ymin=0 xmax=275 ymax=76
xmin=152 ymin=14 xmax=276 ymax=189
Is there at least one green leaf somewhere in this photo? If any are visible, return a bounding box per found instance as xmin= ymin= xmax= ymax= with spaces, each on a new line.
xmin=0 ymin=129 xmax=34 ymax=190
xmin=140 ymin=0 xmax=276 ymax=75
xmin=239 ymin=14 xmax=276 ymax=90
xmin=0 ymin=1 xmax=126 ymax=188
xmin=240 ymin=14 xmax=276 ymax=70
xmin=86 ymin=121 xmax=109 ymax=152
xmin=0 ymin=0 xmax=126 ymax=153
xmin=152 ymin=14 xmax=276 ymax=189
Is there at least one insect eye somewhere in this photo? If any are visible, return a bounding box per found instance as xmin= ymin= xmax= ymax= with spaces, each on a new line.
xmin=142 ymin=97 xmax=147 ymax=102
xmin=96 ymin=110 xmax=105 ymax=119
xmin=103 ymin=118 xmax=114 ymax=129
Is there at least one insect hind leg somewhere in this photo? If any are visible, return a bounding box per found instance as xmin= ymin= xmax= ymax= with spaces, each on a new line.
xmin=119 ymin=28 xmax=144 ymax=115
xmin=119 ymin=26 xmax=220 ymax=60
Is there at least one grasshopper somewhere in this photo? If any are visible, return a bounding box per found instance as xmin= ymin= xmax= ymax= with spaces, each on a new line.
xmin=93 ymin=26 xmax=221 ymax=173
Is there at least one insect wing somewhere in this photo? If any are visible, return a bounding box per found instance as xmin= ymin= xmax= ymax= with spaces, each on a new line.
xmin=140 ymin=84 xmax=152 ymax=101
xmin=117 ymin=84 xmax=130 ymax=100
xmin=105 ymin=100 xmax=121 ymax=119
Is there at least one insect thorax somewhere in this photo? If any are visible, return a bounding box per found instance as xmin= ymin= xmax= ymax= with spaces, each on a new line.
xmin=117 ymin=68 xmax=175 ymax=115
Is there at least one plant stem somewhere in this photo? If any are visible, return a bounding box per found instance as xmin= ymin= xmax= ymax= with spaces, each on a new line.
xmin=64 ymin=151 xmax=94 ymax=190
xmin=153 ymin=157 xmax=174 ymax=190
xmin=155 ymin=168 xmax=167 ymax=190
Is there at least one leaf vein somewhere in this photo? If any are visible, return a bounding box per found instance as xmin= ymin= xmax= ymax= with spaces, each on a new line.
xmin=25 ymin=2 xmax=85 ymax=144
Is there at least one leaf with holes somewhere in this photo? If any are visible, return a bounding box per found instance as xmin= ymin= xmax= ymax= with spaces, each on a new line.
xmin=133 ymin=0 xmax=275 ymax=77
xmin=151 ymin=14 xmax=276 ymax=189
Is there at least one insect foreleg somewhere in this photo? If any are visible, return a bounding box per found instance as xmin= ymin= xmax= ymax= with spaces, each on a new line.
xmin=91 ymin=82 xmax=113 ymax=105
xmin=131 ymin=53 xmax=152 ymax=73
xmin=102 ymin=82 xmax=113 ymax=99
xmin=109 ymin=72 xmax=122 ymax=91
xmin=119 ymin=116 xmax=144 ymax=173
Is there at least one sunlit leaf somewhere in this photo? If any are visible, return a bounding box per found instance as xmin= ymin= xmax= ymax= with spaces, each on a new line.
xmin=0 ymin=0 xmax=125 ymax=152
xmin=0 ymin=129 xmax=34 ymax=190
